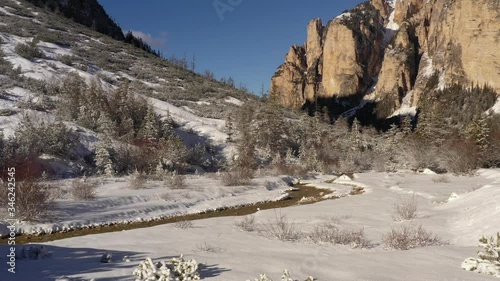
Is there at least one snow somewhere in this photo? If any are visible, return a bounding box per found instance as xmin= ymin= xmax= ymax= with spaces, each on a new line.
xmin=384 ymin=1 xmax=400 ymax=44
xmin=148 ymin=97 xmax=228 ymax=144
xmin=0 ymin=175 xmax=297 ymax=237
xmin=335 ymin=12 xmax=351 ymax=20
xmin=420 ymin=52 xmax=434 ymax=77
xmin=489 ymin=97 xmax=500 ymax=114
xmin=0 ymin=6 xmax=16 ymax=16
xmin=142 ymin=81 xmax=161 ymax=89
xmin=224 ymin=96 xmax=243 ymax=106
xmin=1 ymin=170 xmax=499 ymax=280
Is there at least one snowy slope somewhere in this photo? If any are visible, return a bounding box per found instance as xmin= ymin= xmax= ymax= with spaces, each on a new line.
xmin=1 ymin=170 xmax=499 ymax=281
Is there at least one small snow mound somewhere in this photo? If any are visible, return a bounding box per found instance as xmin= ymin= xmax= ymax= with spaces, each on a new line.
xmin=224 ymin=96 xmax=243 ymax=106
xmin=447 ymin=193 xmax=460 ymax=202
xmin=336 ymin=174 xmax=352 ymax=181
xmin=421 ymin=168 xmax=437 ymax=175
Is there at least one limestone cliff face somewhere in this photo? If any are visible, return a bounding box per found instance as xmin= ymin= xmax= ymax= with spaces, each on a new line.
xmin=375 ymin=23 xmax=418 ymax=109
xmin=271 ymin=0 xmax=500 ymax=115
xmin=271 ymin=2 xmax=385 ymax=107
xmin=270 ymin=45 xmax=306 ymax=108
xmin=410 ymin=0 xmax=500 ymax=105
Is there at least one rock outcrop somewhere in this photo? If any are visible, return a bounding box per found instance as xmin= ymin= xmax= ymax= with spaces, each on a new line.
xmin=270 ymin=2 xmax=385 ymax=108
xmin=271 ymin=0 xmax=500 ymax=116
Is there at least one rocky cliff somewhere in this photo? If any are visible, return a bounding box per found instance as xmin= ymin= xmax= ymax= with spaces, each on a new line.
xmin=271 ymin=0 xmax=500 ymax=118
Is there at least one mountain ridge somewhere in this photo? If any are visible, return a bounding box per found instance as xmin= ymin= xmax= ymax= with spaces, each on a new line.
xmin=270 ymin=0 xmax=500 ymax=120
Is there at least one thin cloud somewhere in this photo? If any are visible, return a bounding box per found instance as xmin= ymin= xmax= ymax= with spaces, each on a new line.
xmin=128 ymin=30 xmax=167 ymax=48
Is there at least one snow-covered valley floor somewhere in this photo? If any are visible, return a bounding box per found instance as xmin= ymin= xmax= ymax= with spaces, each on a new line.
xmin=1 ymin=170 xmax=499 ymax=281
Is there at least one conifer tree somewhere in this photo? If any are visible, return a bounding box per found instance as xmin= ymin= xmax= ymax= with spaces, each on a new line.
xmin=351 ymin=117 xmax=362 ymax=150
xmin=97 ymin=111 xmax=116 ymax=137
xmin=401 ymin=115 xmax=413 ymax=137
xmin=225 ymin=114 xmax=234 ymax=143
xmin=138 ymin=105 xmax=158 ymax=141
xmin=95 ymin=137 xmax=114 ymax=176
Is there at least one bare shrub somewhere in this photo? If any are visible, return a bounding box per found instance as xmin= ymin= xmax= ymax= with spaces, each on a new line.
xmin=440 ymin=141 xmax=480 ymax=174
xmin=194 ymin=242 xmax=224 ymax=253
xmin=383 ymin=224 xmax=442 ymax=250
xmin=165 ymin=171 xmax=186 ymax=189
xmin=15 ymin=42 xmax=43 ymax=60
xmin=392 ymin=193 xmax=419 ymax=221
xmin=70 ymin=179 xmax=97 ymax=200
xmin=260 ymin=211 xmax=301 ymax=241
xmin=0 ymin=181 xmax=53 ymax=221
xmin=308 ymin=223 xmax=370 ymax=248
xmin=400 ymin=138 xmax=439 ymax=171
xmin=128 ymin=171 xmax=147 ymax=189
xmin=221 ymin=168 xmax=253 ymax=186
xmin=174 ymin=220 xmax=193 ymax=229
xmin=234 ymin=215 xmax=256 ymax=232
xmin=432 ymin=175 xmax=450 ymax=183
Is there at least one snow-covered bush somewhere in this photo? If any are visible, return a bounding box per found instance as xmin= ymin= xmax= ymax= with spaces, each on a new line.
xmin=247 ymin=269 xmax=313 ymax=281
xmin=133 ymin=255 xmax=200 ymax=281
xmin=462 ymin=233 xmax=500 ymax=278
xmin=383 ymin=225 xmax=442 ymax=250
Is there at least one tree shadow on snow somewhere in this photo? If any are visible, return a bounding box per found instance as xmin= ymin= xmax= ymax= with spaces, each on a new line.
xmin=0 ymin=244 xmax=230 ymax=281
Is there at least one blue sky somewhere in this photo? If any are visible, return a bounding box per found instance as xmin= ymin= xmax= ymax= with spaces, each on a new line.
xmin=98 ymin=0 xmax=364 ymax=95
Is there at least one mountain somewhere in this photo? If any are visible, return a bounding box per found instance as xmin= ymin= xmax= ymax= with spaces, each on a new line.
xmin=0 ymin=0 xmax=257 ymax=177
xmin=25 ymin=0 xmax=124 ymax=40
xmin=270 ymin=0 xmax=500 ymax=120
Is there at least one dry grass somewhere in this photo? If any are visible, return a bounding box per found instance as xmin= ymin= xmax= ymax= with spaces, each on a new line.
xmin=221 ymin=168 xmax=253 ymax=186
xmin=165 ymin=171 xmax=186 ymax=189
xmin=308 ymin=223 xmax=370 ymax=248
xmin=0 ymin=181 xmax=53 ymax=221
xmin=234 ymin=215 xmax=256 ymax=232
xmin=392 ymin=193 xmax=419 ymax=221
xmin=128 ymin=171 xmax=147 ymax=189
xmin=382 ymin=224 xmax=443 ymax=250
xmin=432 ymin=175 xmax=450 ymax=183
xmin=70 ymin=179 xmax=97 ymax=201
xmin=194 ymin=242 xmax=224 ymax=253
xmin=174 ymin=220 xmax=193 ymax=229
xmin=259 ymin=211 xmax=302 ymax=241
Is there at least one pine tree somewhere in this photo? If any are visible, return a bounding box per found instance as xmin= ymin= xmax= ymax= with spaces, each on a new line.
xmin=225 ymin=114 xmax=234 ymax=143
xmin=97 ymin=111 xmax=116 ymax=137
xmin=476 ymin=115 xmax=490 ymax=153
xmin=95 ymin=137 xmax=114 ymax=176
xmin=138 ymin=105 xmax=158 ymax=140
xmin=401 ymin=115 xmax=413 ymax=137
xmin=351 ymin=117 xmax=362 ymax=150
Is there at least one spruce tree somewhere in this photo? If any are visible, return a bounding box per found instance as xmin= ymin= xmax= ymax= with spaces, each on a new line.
xmin=95 ymin=137 xmax=114 ymax=176
xmin=97 ymin=111 xmax=116 ymax=137
xmin=225 ymin=114 xmax=234 ymax=143
xmin=138 ymin=105 xmax=158 ymax=141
